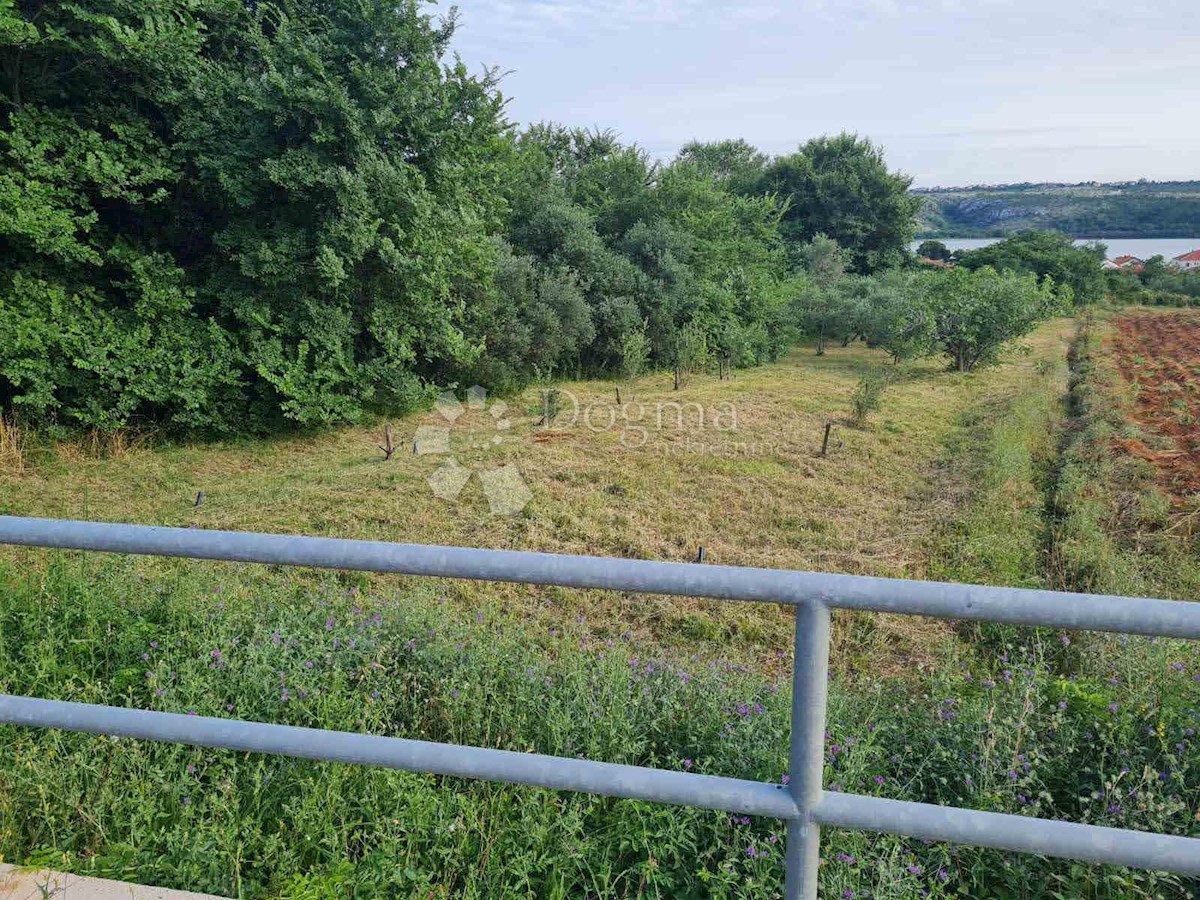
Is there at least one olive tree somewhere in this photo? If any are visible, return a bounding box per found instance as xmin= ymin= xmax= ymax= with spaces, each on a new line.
xmin=928 ymin=267 xmax=1062 ymax=372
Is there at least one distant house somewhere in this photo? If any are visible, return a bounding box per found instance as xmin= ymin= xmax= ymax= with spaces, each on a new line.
xmin=1173 ymin=249 xmax=1200 ymax=271
xmin=1113 ymin=255 xmax=1145 ymax=273
xmin=1101 ymin=259 xmax=1123 ymax=271
xmin=918 ymin=256 xmax=951 ymax=268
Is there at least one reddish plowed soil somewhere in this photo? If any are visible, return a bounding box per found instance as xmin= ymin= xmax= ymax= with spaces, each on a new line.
xmin=1111 ymin=312 xmax=1200 ymax=497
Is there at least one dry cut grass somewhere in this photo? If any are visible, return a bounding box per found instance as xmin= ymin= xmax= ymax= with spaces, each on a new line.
xmin=0 ymin=322 xmax=1075 ymax=673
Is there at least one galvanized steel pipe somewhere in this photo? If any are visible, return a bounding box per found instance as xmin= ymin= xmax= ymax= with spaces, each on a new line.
xmin=2 ymin=516 xmax=1199 ymax=638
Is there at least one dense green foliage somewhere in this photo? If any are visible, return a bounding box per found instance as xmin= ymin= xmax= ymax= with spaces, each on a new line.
xmin=916 ymin=181 xmax=1200 ymax=239
xmin=479 ymin=126 xmax=799 ymax=391
xmin=791 ymin=238 xmax=1067 ymax=372
xmin=925 ymin=266 xmax=1063 ymax=372
xmin=0 ymin=0 xmax=509 ymax=432
xmin=915 ymin=239 xmax=951 ymax=261
xmin=6 ymin=0 xmax=1086 ymax=435
xmin=0 ymin=2 xmax=806 ymax=433
xmin=760 ymin=134 xmax=921 ymax=273
xmin=956 ymin=231 xmax=1106 ymax=306
xmin=2 ymin=555 xmax=1197 ymax=898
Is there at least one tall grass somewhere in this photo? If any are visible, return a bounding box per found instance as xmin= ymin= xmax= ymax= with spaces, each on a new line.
xmin=928 ymin=354 xmax=1066 ymax=590
xmin=1 ymin=555 xmax=1196 ymax=898
xmin=0 ymin=416 xmax=26 ymax=474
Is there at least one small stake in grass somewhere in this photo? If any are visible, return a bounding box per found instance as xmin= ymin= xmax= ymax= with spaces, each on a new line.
xmin=194 ymin=491 xmax=203 ymax=507
xmin=379 ymin=424 xmax=395 ymax=461
xmin=819 ymin=422 xmax=833 ymax=457
xmin=696 ymin=545 xmax=705 ymax=563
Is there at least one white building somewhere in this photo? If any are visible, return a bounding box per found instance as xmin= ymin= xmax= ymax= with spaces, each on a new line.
xmin=1172 ymin=250 xmax=1200 ymax=271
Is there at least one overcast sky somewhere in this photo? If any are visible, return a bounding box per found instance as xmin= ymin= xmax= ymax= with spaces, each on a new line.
xmin=430 ymin=0 xmax=1199 ymax=187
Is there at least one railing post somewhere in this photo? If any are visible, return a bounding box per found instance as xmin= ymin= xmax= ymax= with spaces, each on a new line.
xmin=784 ymin=600 xmax=831 ymax=899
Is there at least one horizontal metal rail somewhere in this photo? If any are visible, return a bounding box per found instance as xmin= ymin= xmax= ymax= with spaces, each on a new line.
xmin=0 ymin=696 xmax=797 ymax=819
xmin=3 ymin=695 xmax=1198 ymax=876
xmin=814 ymin=793 xmax=1200 ymax=876
xmin=2 ymin=516 xmax=1199 ymax=637
xmin=2 ymin=516 xmax=1200 ymax=897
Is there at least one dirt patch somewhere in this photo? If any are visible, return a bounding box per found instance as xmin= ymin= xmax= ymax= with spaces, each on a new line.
xmin=1110 ymin=311 xmax=1200 ymax=497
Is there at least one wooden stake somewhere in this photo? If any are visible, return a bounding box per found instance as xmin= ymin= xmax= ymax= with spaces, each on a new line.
xmin=378 ymin=424 xmax=395 ymax=461
xmin=819 ymin=422 xmax=833 ymax=457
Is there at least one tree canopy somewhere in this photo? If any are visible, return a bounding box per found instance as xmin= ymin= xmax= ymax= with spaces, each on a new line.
xmin=956 ymin=231 xmax=1105 ymax=306
xmin=0 ymin=0 xmax=507 ymax=431
xmin=761 ymin=134 xmax=922 ymax=273
xmin=1 ymin=2 xmax=1076 ymax=435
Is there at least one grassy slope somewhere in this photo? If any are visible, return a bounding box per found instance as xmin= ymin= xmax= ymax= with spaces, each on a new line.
xmin=0 ymin=322 xmax=1075 ymax=669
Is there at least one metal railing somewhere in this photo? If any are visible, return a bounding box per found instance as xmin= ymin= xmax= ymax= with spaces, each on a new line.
xmin=0 ymin=515 xmax=1198 ymax=897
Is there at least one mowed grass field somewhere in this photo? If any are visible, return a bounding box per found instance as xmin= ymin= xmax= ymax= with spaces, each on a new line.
xmin=0 ymin=321 xmax=1074 ymax=669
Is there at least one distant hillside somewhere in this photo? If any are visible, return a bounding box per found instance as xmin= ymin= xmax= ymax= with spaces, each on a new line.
xmin=914 ymin=181 xmax=1200 ymax=239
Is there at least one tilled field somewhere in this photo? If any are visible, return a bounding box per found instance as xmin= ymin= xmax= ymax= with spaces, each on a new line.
xmin=1111 ymin=311 xmax=1200 ymax=497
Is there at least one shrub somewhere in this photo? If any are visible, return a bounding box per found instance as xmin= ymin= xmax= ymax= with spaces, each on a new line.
xmin=849 ymin=369 xmax=891 ymax=424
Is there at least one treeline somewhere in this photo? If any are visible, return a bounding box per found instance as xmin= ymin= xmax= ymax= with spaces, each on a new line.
xmin=0 ymin=1 xmax=922 ymax=433
xmin=1106 ymin=255 xmax=1200 ymax=307
xmin=791 ymin=234 xmax=1068 ymax=372
xmin=1 ymin=2 xmax=1072 ymax=435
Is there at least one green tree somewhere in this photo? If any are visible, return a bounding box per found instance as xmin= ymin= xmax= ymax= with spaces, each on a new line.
xmin=861 ymin=271 xmax=936 ymax=363
xmin=795 ymin=234 xmax=849 ymax=354
xmin=669 ymin=321 xmax=708 ymax=390
xmin=917 ymin=239 xmax=952 ymax=261
xmin=676 ymin=139 xmax=769 ymax=196
xmin=957 ymin=232 xmax=1104 ymax=306
xmin=761 ymin=133 xmax=922 ymax=272
xmin=0 ymin=0 xmax=509 ymax=431
xmin=928 ymin=267 xmax=1061 ymax=372
xmin=1140 ymin=255 xmax=1168 ymax=283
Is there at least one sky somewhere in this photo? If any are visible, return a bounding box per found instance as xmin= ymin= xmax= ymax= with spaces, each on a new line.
xmin=429 ymin=0 xmax=1200 ymax=187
